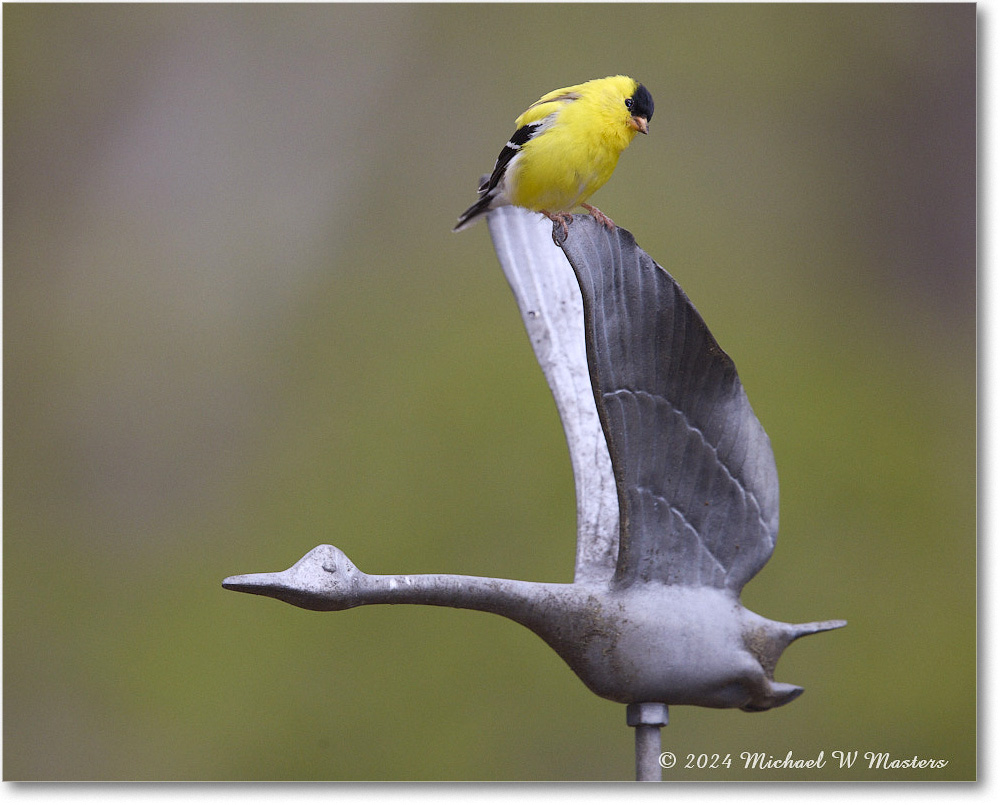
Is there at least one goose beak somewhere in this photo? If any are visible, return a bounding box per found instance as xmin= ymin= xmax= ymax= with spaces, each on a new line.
xmin=222 ymin=571 xmax=286 ymax=596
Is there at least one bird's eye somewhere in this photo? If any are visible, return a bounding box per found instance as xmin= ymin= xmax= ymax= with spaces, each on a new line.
xmin=624 ymin=98 xmax=633 ymax=109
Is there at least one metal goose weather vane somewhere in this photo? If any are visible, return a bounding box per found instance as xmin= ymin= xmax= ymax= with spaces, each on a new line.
xmin=223 ymin=208 xmax=845 ymax=780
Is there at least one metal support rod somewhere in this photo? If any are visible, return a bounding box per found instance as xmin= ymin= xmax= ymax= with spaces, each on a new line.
xmin=223 ymin=211 xmax=847 ymax=779
xmin=627 ymin=702 xmax=669 ymax=781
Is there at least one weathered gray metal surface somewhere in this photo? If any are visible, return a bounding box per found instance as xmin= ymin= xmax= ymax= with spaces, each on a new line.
xmin=561 ymin=218 xmax=778 ymax=593
xmin=627 ymin=702 xmax=669 ymax=781
xmin=223 ymin=209 xmax=845 ymax=714
xmin=485 ymin=206 xmax=618 ymax=583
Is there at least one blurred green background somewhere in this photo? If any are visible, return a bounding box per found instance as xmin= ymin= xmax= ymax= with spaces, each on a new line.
xmin=4 ymin=3 xmax=975 ymax=781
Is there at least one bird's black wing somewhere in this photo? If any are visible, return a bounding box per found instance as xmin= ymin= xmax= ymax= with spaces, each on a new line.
xmin=559 ymin=217 xmax=780 ymax=594
xmin=454 ymin=123 xmax=545 ymax=232
xmin=479 ymin=122 xmax=542 ymax=195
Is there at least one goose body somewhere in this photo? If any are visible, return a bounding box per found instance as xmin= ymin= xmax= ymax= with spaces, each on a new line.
xmin=224 ymin=210 xmax=844 ymax=711
xmin=225 ymin=543 xmax=842 ymax=710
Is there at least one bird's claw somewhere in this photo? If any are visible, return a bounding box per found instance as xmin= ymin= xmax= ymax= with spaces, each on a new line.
xmin=581 ymin=203 xmax=616 ymax=231
xmin=543 ymin=211 xmax=573 ymax=246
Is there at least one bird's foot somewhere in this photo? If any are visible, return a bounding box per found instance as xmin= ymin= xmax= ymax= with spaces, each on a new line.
xmin=542 ymin=210 xmax=574 ymax=245
xmin=582 ymin=203 xmax=616 ymax=231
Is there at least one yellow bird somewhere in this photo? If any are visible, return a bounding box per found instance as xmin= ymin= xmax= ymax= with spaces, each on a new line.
xmin=454 ymin=75 xmax=653 ymax=239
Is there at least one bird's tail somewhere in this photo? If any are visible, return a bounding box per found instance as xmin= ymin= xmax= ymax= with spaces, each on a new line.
xmin=454 ymin=173 xmax=503 ymax=232
xmin=453 ymin=193 xmax=495 ymax=232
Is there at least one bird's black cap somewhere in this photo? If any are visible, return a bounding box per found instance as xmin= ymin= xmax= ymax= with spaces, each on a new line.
xmin=631 ymin=83 xmax=654 ymax=122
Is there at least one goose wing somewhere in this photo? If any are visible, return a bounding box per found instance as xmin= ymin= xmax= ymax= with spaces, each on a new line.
xmin=486 ymin=206 xmax=619 ymax=583
xmin=558 ymin=216 xmax=780 ymax=593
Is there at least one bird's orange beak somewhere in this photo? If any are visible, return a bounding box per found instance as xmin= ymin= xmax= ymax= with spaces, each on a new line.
xmin=629 ymin=116 xmax=649 ymax=135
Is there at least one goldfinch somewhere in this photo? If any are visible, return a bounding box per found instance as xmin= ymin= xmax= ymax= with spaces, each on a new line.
xmin=454 ymin=75 xmax=653 ymax=239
